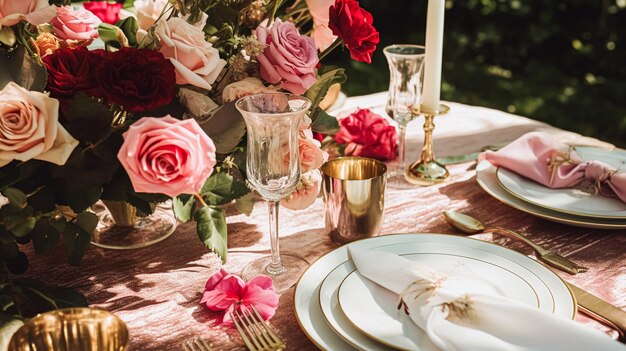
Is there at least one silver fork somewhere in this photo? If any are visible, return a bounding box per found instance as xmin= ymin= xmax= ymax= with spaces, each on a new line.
xmin=181 ymin=338 xmax=213 ymax=351
xmin=231 ymin=305 xmax=286 ymax=351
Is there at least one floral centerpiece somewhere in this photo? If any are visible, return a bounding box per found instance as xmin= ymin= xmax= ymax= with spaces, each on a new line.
xmin=0 ymin=0 xmax=379 ymax=327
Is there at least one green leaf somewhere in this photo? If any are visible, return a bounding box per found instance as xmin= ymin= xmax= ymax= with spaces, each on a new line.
xmin=173 ymin=194 xmax=195 ymax=223
xmin=0 ymin=314 xmax=23 ymax=351
xmin=0 ymin=230 xmax=18 ymax=260
xmin=200 ymin=172 xmax=250 ymax=206
xmin=97 ymin=23 xmax=123 ymax=49
xmin=304 ymin=67 xmax=347 ymax=113
xmin=4 ymin=211 xmax=35 ymax=238
xmin=61 ymin=94 xmax=114 ymax=144
xmin=4 ymin=251 xmax=28 ymax=275
xmin=235 ymin=192 xmax=255 ymax=216
xmin=0 ymin=46 xmax=47 ymax=91
xmin=12 ymin=279 xmax=88 ymax=313
xmin=64 ymin=185 xmax=102 ymax=213
xmin=62 ymin=214 xmax=94 ymax=266
xmin=195 ymin=206 xmax=227 ymax=263
xmin=115 ymin=17 xmax=138 ymax=46
xmin=2 ymin=188 xmax=26 ymax=208
xmin=75 ymin=212 xmax=98 ymax=235
xmin=31 ymin=220 xmax=60 ymax=254
xmin=311 ymin=109 xmax=340 ymax=134
xmin=198 ymin=102 xmax=246 ymax=154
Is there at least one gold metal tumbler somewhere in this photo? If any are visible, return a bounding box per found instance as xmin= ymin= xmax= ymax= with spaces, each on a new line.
xmin=321 ymin=157 xmax=387 ymax=244
xmin=8 ymin=308 xmax=129 ymax=351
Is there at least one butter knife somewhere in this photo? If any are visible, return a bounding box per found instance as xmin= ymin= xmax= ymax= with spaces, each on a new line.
xmin=566 ymin=282 xmax=626 ymax=340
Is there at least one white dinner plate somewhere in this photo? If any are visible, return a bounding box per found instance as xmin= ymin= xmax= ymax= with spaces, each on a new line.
xmin=477 ymin=160 xmax=626 ymax=229
xmin=496 ymin=147 xmax=626 ymax=219
xmin=294 ymin=234 xmax=576 ymax=351
xmin=335 ymin=243 xmax=560 ymax=351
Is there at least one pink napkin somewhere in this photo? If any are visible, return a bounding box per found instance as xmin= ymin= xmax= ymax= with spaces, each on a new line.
xmin=482 ymin=132 xmax=626 ymax=203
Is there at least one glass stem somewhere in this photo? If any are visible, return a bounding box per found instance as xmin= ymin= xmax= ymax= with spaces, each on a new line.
xmin=266 ymin=200 xmax=286 ymax=275
xmin=398 ymin=124 xmax=407 ymax=170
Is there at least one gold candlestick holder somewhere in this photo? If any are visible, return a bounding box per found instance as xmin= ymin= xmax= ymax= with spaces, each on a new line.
xmin=405 ymin=104 xmax=450 ymax=186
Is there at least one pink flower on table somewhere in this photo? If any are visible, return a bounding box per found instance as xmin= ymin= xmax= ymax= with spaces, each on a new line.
xmin=83 ymin=1 xmax=123 ymax=25
xmin=200 ymin=269 xmax=279 ymax=323
xmin=305 ymin=0 xmax=337 ymax=51
xmin=335 ymin=108 xmax=397 ymax=161
xmin=282 ymin=170 xmax=322 ymax=210
xmin=0 ymin=0 xmax=56 ymax=28
xmin=0 ymin=82 xmax=78 ymax=167
xmin=134 ymin=0 xmax=167 ymax=30
xmin=50 ymin=6 xmax=101 ymax=41
xmin=117 ymin=116 xmax=217 ymax=197
xmin=156 ymin=17 xmax=226 ymax=91
xmin=256 ymin=18 xmax=318 ymax=94
xmin=296 ymin=135 xmax=328 ymax=173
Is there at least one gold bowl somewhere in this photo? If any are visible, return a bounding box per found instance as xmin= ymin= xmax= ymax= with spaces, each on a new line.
xmin=8 ymin=308 xmax=128 ymax=351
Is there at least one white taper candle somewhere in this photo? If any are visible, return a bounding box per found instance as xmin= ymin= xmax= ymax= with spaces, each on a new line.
xmin=422 ymin=0 xmax=445 ymax=114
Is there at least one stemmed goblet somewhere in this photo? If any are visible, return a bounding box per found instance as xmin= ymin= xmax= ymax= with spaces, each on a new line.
xmin=236 ymin=93 xmax=311 ymax=292
xmin=384 ymin=44 xmax=426 ymax=187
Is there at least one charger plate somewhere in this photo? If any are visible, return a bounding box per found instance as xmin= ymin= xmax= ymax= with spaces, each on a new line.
xmin=477 ymin=160 xmax=626 ymax=229
xmin=496 ymin=147 xmax=626 ymax=219
xmin=294 ymin=234 xmax=575 ymax=351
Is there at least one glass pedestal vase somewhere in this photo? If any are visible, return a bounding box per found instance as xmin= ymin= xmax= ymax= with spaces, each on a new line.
xmin=90 ymin=200 xmax=177 ymax=250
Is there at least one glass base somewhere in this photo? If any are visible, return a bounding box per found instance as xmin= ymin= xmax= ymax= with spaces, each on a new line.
xmin=91 ymin=202 xmax=177 ymax=250
xmin=386 ymin=168 xmax=421 ymax=189
xmin=241 ymin=254 xmax=309 ymax=293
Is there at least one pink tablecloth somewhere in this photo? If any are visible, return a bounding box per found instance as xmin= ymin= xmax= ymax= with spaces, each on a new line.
xmin=18 ymin=95 xmax=626 ymax=350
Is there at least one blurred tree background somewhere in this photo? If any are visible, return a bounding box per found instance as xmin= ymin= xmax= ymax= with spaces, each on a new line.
xmin=324 ymin=0 xmax=626 ymax=147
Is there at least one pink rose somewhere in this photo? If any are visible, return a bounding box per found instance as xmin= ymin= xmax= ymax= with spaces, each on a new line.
xmin=51 ymin=6 xmax=101 ymax=41
xmin=282 ymin=170 xmax=322 ymax=210
xmin=134 ymin=0 xmax=167 ymax=30
xmin=200 ymin=269 xmax=279 ymax=324
xmin=305 ymin=0 xmax=337 ymax=51
xmin=293 ymin=135 xmax=328 ymax=173
xmin=156 ymin=17 xmax=226 ymax=90
xmin=0 ymin=82 xmax=78 ymax=167
xmin=256 ymin=18 xmax=318 ymax=94
xmin=0 ymin=0 xmax=56 ymax=28
xmin=117 ymin=115 xmax=217 ymax=197
xmin=335 ymin=108 xmax=398 ymax=161
xmin=222 ymin=77 xmax=278 ymax=103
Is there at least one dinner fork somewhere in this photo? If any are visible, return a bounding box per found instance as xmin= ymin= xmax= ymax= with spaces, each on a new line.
xmin=181 ymin=338 xmax=213 ymax=351
xmin=230 ymin=305 xmax=286 ymax=351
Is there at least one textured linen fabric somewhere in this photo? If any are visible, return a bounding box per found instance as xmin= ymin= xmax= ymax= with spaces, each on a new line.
xmin=17 ymin=94 xmax=626 ymax=350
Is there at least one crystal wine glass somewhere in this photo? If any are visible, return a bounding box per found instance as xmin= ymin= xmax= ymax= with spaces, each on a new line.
xmin=235 ymin=93 xmax=311 ymax=292
xmin=384 ymin=44 xmax=426 ymax=187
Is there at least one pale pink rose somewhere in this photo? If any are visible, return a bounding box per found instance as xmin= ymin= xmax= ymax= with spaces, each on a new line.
xmin=50 ymin=6 xmax=101 ymax=41
xmin=222 ymin=77 xmax=278 ymax=103
xmin=0 ymin=82 xmax=78 ymax=167
xmin=297 ymin=135 xmax=328 ymax=173
xmin=305 ymin=0 xmax=337 ymax=51
xmin=134 ymin=0 xmax=167 ymax=30
xmin=282 ymin=170 xmax=322 ymax=210
xmin=256 ymin=18 xmax=318 ymax=94
xmin=117 ymin=116 xmax=217 ymax=197
xmin=200 ymin=270 xmax=279 ymax=324
xmin=0 ymin=0 xmax=56 ymax=28
xmin=157 ymin=17 xmax=226 ymax=90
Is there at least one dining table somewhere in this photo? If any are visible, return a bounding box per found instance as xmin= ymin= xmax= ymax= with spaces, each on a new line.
xmin=19 ymin=92 xmax=626 ymax=350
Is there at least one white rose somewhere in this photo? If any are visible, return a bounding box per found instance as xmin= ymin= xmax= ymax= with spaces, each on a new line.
xmin=0 ymin=82 xmax=78 ymax=167
xmin=156 ymin=17 xmax=226 ymax=90
xmin=222 ymin=77 xmax=278 ymax=103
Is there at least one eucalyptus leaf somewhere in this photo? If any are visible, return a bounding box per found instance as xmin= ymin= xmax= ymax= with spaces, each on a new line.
xmin=97 ymin=23 xmax=123 ymax=49
xmin=64 ymin=185 xmax=102 ymax=213
xmin=115 ymin=17 xmax=138 ymax=46
xmin=0 ymin=46 xmax=47 ymax=91
xmin=13 ymin=279 xmax=88 ymax=314
xmin=235 ymin=192 xmax=255 ymax=216
xmin=63 ymin=221 xmax=91 ymax=266
xmin=200 ymin=172 xmax=250 ymax=206
xmin=310 ymin=109 xmax=340 ymax=134
xmin=4 ymin=251 xmax=28 ymax=275
xmin=61 ymin=94 xmax=114 ymax=144
xmin=195 ymin=206 xmax=227 ymax=263
xmin=4 ymin=212 xmax=35 ymax=238
xmin=2 ymin=188 xmax=26 ymax=208
xmin=197 ymin=102 xmax=246 ymax=154
xmin=31 ymin=220 xmax=60 ymax=254
xmin=173 ymin=194 xmax=195 ymax=223
xmin=304 ymin=68 xmax=347 ymax=114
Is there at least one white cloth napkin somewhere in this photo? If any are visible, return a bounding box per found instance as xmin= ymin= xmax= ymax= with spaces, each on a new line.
xmin=348 ymin=247 xmax=626 ymax=351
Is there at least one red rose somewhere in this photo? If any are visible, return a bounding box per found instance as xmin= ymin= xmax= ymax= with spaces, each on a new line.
xmin=328 ymin=0 xmax=380 ymax=64
xmin=43 ymin=47 xmax=104 ymax=99
xmin=335 ymin=108 xmax=397 ymax=160
xmin=96 ymin=48 xmax=176 ymax=112
xmin=83 ymin=1 xmax=123 ymax=24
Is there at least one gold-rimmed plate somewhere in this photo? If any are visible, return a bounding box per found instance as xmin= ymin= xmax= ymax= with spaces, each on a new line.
xmin=496 ymin=147 xmax=626 ymax=219
xmin=294 ymin=234 xmax=575 ymax=351
xmin=477 ymin=160 xmax=626 ymax=229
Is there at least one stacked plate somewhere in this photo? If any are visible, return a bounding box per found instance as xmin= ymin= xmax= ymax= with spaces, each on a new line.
xmin=476 ymin=146 xmax=626 ymax=229
xmin=293 ymin=234 xmax=576 ymax=350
